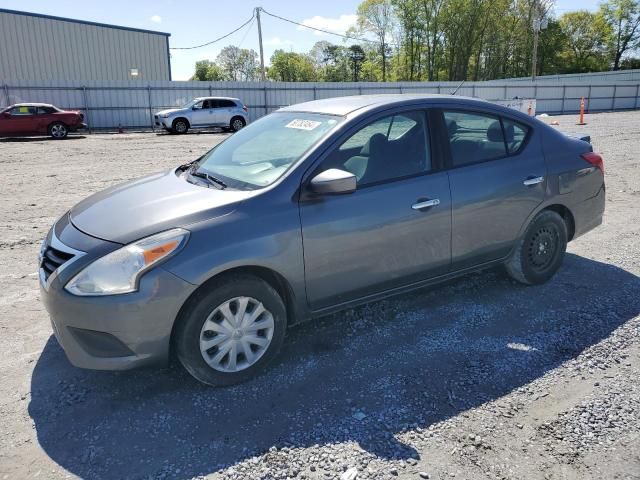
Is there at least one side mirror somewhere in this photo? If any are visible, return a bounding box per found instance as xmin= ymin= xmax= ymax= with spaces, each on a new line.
xmin=1 ymin=112 xmax=10 ymax=118
xmin=191 ymin=106 xmax=198 ymax=110
xmin=309 ymin=169 xmax=357 ymax=195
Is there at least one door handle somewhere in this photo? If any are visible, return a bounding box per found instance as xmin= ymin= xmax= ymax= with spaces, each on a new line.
xmin=412 ymin=198 xmax=440 ymax=210
xmin=523 ymin=176 xmax=544 ymax=186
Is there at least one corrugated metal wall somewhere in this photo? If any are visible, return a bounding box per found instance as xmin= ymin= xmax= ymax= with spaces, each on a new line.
xmin=489 ymin=69 xmax=640 ymax=83
xmin=1 ymin=79 xmax=638 ymax=129
xmin=0 ymin=9 xmax=170 ymax=81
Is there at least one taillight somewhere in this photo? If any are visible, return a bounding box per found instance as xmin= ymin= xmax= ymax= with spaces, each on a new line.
xmin=242 ymin=105 xmax=248 ymax=113
xmin=581 ymin=152 xmax=604 ymax=173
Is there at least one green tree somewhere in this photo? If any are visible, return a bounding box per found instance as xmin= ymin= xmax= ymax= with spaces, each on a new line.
xmin=191 ymin=60 xmax=224 ymax=81
xmin=268 ymin=50 xmax=318 ymax=81
xmin=600 ymin=0 xmax=640 ymax=70
xmin=356 ymin=0 xmax=395 ymax=81
xmin=216 ymin=46 xmax=260 ymax=81
xmin=559 ymin=10 xmax=611 ymax=72
xmin=347 ymin=45 xmax=367 ymax=81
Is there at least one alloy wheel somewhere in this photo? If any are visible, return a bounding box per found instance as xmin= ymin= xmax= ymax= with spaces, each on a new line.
xmin=51 ymin=124 xmax=67 ymax=138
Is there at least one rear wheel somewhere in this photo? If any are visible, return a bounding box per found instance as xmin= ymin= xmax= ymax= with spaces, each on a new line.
xmin=505 ymin=210 xmax=568 ymax=285
xmin=48 ymin=122 xmax=68 ymax=139
xmin=172 ymin=119 xmax=189 ymax=134
xmin=175 ymin=274 xmax=287 ymax=386
xmin=230 ymin=116 xmax=246 ymax=132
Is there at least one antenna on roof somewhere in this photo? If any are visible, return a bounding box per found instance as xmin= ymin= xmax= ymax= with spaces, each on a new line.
xmin=450 ymin=79 xmax=465 ymax=95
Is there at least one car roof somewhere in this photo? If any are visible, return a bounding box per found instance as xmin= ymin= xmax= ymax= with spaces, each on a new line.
xmin=278 ymin=94 xmax=497 ymax=116
xmin=11 ymin=103 xmax=56 ymax=107
xmin=194 ymin=97 xmax=240 ymax=102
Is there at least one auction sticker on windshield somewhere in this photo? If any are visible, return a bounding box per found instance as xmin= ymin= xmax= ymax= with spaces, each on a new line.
xmin=286 ymin=119 xmax=321 ymax=130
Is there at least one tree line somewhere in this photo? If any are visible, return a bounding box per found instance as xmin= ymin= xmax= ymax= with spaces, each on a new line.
xmin=192 ymin=0 xmax=640 ymax=82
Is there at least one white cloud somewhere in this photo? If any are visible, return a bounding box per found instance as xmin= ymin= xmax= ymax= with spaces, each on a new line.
xmin=264 ymin=37 xmax=294 ymax=47
xmin=151 ymin=15 xmax=162 ymax=23
xmin=297 ymin=14 xmax=358 ymax=36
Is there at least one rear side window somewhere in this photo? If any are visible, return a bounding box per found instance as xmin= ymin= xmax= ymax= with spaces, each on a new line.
xmin=37 ymin=107 xmax=55 ymax=114
xmin=502 ymin=118 xmax=529 ymax=154
xmin=443 ymin=110 xmax=506 ymax=167
xmin=218 ymin=99 xmax=236 ymax=108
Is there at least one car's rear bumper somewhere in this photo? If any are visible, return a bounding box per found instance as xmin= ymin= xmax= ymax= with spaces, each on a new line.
xmin=572 ymin=181 xmax=605 ymax=239
xmin=39 ymin=222 xmax=197 ymax=370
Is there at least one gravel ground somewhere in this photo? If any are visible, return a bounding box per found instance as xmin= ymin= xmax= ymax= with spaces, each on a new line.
xmin=0 ymin=111 xmax=639 ymax=480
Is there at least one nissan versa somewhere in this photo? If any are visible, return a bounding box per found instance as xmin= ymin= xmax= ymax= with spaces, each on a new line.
xmin=39 ymin=95 xmax=605 ymax=386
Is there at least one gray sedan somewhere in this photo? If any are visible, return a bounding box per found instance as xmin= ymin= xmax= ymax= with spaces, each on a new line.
xmin=39 ymin=95 xmax=605 ymax=386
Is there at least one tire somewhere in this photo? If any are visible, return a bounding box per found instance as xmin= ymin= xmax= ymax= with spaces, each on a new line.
xmin=505 ymin=210 xmax=568 ymax=285
xmin=172 ymin=118 xmax=189 ymax=134
xmin=48 ymin=122 xmax=68 ymax=139
xmin=175 ymin=273 xmax=287 ymax=386
xmin=230 ymin=116 xmax=246 ymax=132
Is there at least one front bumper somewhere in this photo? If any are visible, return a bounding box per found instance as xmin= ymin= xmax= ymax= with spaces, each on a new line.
xmin=154 ymin=116 xmax=172 ymax=129
xmin=39 ymin=219 xmax=197 ymax=370
xmin=69 ymin=122 xmax=87 ymax=132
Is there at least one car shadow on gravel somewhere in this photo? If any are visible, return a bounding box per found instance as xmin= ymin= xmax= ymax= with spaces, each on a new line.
xmin=28 ymin=253 xmax=640 ymax=479
xmin=0 ymin=136 xmax=86 ymax=142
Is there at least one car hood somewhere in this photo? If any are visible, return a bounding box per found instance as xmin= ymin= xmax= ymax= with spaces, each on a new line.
xmin=70 ymin=169 xmax=254 ymax=244
xmin=155 ymin=108 xmax=184 ymax=116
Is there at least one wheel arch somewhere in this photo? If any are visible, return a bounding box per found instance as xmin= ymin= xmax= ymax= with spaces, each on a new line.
xmin=172 ymin=117 xmax=190 ymax=128
xmin=169 ymin=265 xmax=297 ymax=359
xmin=543 ymin=204 xmax=575 ymax=241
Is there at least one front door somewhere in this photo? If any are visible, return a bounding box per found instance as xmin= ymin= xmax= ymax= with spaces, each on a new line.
xmin=190 ymin=99 xmax=215 ymax=126
xmin=300 ymin=110 xmax=452 ymax=310
xmin=441 ymin=109 xmax=546 ymax=269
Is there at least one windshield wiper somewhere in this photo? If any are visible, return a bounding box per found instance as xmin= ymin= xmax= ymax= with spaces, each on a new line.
xmin=190 ymin=169 xmax=227 ymax=189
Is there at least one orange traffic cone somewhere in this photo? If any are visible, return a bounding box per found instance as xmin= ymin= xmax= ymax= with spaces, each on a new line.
xmin=576 ymin=97 xmax=587 ymax=125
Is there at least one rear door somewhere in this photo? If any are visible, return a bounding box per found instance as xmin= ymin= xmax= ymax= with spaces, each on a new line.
xmin=299 ymin=109 xmax=452 ymax=310
xmin=439 ymin=109 xmax=546 ymax=269
xmin=215 ymin=99 xmax=236 ymax=125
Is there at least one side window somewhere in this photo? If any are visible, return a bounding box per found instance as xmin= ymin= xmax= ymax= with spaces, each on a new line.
xmin=10 ymin=106 xmax=35 ymax=116
xmin=37 ymin=107 xmax=54 ymax=114
xmin=219 ymin=99 xmax=236 ymax=108
xmin=502 ymin=118 xmax=529 ymax=154
xmin=192 ymin=101 xmax=204 ymax=110
xmin=201 ymin=99 xmax=211 ymax=109
xmin=324 ymin=111 xmax=431 ymax=187
xmin=443 ymin=110 xmax=506 ymax=167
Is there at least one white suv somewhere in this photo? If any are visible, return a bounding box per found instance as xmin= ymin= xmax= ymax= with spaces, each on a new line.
xmin=154 ymin=97 xmax=249 ymax=134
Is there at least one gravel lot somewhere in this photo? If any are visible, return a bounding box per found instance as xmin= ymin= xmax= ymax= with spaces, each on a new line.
xmin=0 ymin=111 xmax=639 ymax=480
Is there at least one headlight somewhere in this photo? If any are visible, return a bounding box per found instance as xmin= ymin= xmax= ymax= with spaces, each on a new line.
xmin=160 ymin=113 xmax=171 ymax=118
xmin=65 ymin=228 xmax=189 ymax=296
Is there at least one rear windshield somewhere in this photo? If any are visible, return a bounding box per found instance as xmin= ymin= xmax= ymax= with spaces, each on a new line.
xmin=196 ymin=112 xmax=342 ymax=189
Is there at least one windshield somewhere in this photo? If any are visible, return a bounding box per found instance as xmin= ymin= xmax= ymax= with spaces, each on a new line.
xmin=181 ymin=99 xmax=200 ymax=109
xmin=195 ymin=112 xmax=343 ymax=189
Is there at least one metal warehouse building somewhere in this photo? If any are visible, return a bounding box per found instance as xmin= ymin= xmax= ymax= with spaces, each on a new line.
xmin=0 ymin=8 xmax=171 ymax=81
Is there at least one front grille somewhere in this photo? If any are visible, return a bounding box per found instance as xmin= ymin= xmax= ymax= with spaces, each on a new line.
xmin=41 ymin=246 xmax=75 ymax=281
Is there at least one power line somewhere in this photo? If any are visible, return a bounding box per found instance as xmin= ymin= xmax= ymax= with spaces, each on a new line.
xmin=170 ymin=14 xmax=255 ymax=50
xmin=260 ymin=7 xmax=388 ymax=46
xmin=237 ymin=16 xmax=256 ymax=49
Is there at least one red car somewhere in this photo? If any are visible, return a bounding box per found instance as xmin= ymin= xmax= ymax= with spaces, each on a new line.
xmin=0 ymin=103 xmax=86 ymax=139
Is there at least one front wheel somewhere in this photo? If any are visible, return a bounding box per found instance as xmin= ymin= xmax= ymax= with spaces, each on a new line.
xmin=505 ymin=210 xmax=568 ymax=285
xmin=49 ymin=122 xmax=68 ymax=139
xmin=172 ymin=119 xmax=189 ymax=134
xmin=175 ymin=274 xmax=287 ymax=386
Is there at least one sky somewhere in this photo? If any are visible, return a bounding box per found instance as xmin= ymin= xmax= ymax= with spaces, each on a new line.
xmin=0 ymin=0 xmax=603 ymax=81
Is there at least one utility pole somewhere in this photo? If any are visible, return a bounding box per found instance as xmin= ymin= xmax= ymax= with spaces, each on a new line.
xmin=531 ymin=0 xmax=540 ymax=81
xmin=255 ymin=7 xmax=266 ymax=81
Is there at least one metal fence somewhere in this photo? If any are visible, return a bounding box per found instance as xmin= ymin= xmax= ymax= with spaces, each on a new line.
xmin=2 ymin=78 xmax=639 ymax=130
